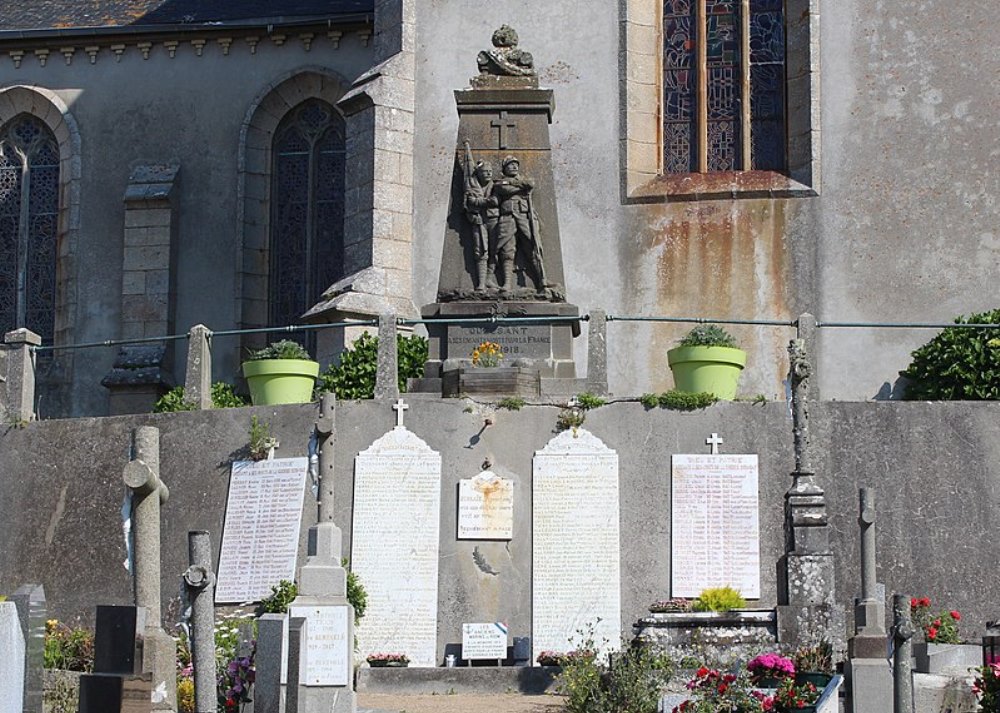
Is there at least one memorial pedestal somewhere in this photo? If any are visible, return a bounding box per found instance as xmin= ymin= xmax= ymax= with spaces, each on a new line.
xmin=633 ymin=610 xmax=777 ymax=668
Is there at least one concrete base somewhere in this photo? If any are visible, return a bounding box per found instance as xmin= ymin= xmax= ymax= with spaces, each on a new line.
xmin=914 ymin=672 xmax=978 ymax=713
xmin=356 ymin=667 xmax=560 ymax=695
xmin=913 ymin=643 xmax=982 ymax=676
xmin=144 ymin=628 xmax=178 ymax=712
xmin=845 ymin=658 xmax=892 ymax=713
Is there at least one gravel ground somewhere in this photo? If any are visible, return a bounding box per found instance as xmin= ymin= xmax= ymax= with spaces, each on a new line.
xmin=358 ymin=692 xmax=567 ymax=713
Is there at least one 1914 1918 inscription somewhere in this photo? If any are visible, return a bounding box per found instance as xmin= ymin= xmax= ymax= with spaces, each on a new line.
xmin=447 ymin=324 xmax=552 ymax=360
xmin=216 ymin=458 xmax=308 ymax=603
xmin=670 ymin=454 xmax=760 ymax=599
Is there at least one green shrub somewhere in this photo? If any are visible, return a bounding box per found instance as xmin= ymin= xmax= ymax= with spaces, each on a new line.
xmin=678 ymin=324 xmax=739 ymax=349
xmin=639 ymin=390 xmax=718 ymax=411
xmin=556 ymin=407 xmax=586 ymax=431
xmin=691 ymin=586 xmax=746 ymax=612
xmin=900 ymin=308 xmax=1000 ymax=400
xmin=43 ymin=620 xmax=94 ymax=671
xmin=576 ymin=392 xmax=607 ymax=410
xmin=246 ymin=339 xmax=311 ymax=361
xmin=256 ymin=579 xmax=297 ymax=615
xmin=316 ymin=333 xmax=428 ymax=400
xmin=211 ymin=382 xmax=248 ymax=408
xmin=153 ymin=383 xmax=248 ymax=412
xmin=344 ymin=558 xmax=368 ymax=625
xmin=497 ymin=396 xmax=525 ymax=411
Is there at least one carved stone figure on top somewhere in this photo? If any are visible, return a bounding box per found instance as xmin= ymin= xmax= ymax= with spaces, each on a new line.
xmin=477 ymin=25 xmax=535 ymax=77
xmin=462 ymin=141 xmax=500 ymax=292
xmin=493 ymin=155 xmax=548 ymax=293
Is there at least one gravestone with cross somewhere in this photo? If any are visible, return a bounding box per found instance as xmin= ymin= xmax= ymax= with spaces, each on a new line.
xmin=417 ymin=25 xmax=581 ymax=391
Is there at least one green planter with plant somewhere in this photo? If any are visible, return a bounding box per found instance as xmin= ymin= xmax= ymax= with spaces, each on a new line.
xmin=242 ymin=339 xmax=320 ymax=406
xmin=667 ymin=325 xmax=747 ymax=400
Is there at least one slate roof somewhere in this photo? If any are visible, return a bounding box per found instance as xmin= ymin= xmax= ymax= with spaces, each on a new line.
xmin=0 ymin=0 xmax=373 ymax=32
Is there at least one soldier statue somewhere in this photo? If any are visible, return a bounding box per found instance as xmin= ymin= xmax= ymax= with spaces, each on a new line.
xmin=492 ymin=155 xmax=547 ymax=293
xmin=462 ymin=142 xmax=499 ymax=292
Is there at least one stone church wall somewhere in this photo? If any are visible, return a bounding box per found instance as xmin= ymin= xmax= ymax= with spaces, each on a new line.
xmin=0 ymin=399 xmax=995 ymax=653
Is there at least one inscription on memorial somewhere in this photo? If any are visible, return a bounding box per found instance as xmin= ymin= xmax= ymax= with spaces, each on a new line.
xmin=462 ymin=622 xmax=508 ymax=660
xmin=447 ymin=324 xmax=551 ymax=360
xmin=670 ymin=454 xmax=760 ymax=599
xmin=215 ymin=458 xmax=308 ymax=603
xmin=532 ymin=429 xmax=620 ymax=662
xmin=352 ymin=427 xmax=442 ymax=668
xmin=458 ymin=471 xmax=514 ymax=540
xmin=288 ymin=605 xmax=350 ymax=686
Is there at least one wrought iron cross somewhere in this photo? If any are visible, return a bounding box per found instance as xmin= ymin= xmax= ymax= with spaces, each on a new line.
xmin=490 ymin=111 xmax=517 ymax=149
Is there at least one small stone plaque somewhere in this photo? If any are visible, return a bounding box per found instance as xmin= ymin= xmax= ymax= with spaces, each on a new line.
xmin=462 ymin=622 xmax=508 ymax=660
xmin=352 ymin=427 xmax=442 ymax=668
xmin=458 ymin=471 xmax=514 ymax=540
xmin=288 ymin=605 xmax=350 ymax=686
xmin=671 ymin=454 xmax=760 ymax=599
xmin=215 ymin=458 xmax=308 ymax=603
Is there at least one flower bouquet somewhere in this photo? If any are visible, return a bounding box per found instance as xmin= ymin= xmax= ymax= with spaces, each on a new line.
xmin=471 ymin=341 xmax=503 ymax=367
xmin=747 ymin=653 xmax=795 ymax=688
xmin=367 ymin=652 xmax=410 ymax=667
xmin=772 ymin=678 xmax=820 ymax=712
xmin=672 ymin=667 xmax=771 ymax=712
xmin=910 ymin=597 xmax=961 ymax=643
xmin=536 ymin=650 xmax=563 ymax=666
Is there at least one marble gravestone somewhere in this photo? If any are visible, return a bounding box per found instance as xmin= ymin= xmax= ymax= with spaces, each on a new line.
xmin=0 ymin=602 xmax=25 ymax=713
xmin=532 ymin=429 xmax=620 ymax=662
xmin=417 ymin=25 xmax=581 ymax=390
xmin=351 ymin=426 xmax=442 ymax=667
xmin=458 ymin=470 xmax=514 ymax=540
xmin=670 ymin=454 xmax=761 ymax=599
xmin=215 ymin=458 xmax=308 ymax=603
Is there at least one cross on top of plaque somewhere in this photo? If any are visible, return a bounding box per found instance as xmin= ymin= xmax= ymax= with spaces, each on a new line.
xmin=706 ymin=433 xmax=723 ymax=455
xmin=392 ymin=398 xmax=409 ymax=428
xmin=490 ymin=110 xmax=517 ymax=149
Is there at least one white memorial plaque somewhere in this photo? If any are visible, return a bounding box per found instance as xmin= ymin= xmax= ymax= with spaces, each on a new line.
xmin=215 ymin=458 xmax=308 ymax=603
xmin=532 ymin=429 xmax=620 ymax=663
xmin=462 ymin=622 xmax=508 ymax=660
xmin=671 ymin=454 xmax=760 ymax=599
xmin=351 ymin=426 xmax=442 ymax=668
xmin=288 ymin=605 xmax=351 ymax=686
xmin=457 ymin=471 xmax=514 ymax=540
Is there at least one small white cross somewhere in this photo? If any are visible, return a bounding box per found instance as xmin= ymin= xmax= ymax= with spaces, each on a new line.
xmin=706 ymin=432 xmax=723 ymax=455
xmin=392 ymin=398 xmax=409 ymax=428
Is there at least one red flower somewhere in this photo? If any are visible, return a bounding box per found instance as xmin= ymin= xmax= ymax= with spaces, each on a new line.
xmin=910 ymin=597 xmax=919 ymax=608
xmin=951 ymin=610 xmax=961 ymax=621
xmin=933 ymin=618 xmax=942 ymax=627
xmin=928 ymin=627 xmax=939 ymax=640
xmin=717 ymin=683 xmax=728 ymax=694
xmin=921 ymin=597 xmax=931 ymax=607
xmin=696 ymin=666 xmax=709 ymax=678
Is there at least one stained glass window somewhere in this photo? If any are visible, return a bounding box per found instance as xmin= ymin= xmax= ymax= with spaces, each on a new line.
xmin=0 ymin=115 xmax=59 ymax=347
xmin=269 ymin=100 xmax=346 ymax=347
xmin=663 ymin=0 xmax=786 ymax=173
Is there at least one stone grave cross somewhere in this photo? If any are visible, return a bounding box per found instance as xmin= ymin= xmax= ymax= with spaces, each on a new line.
xmin=392 ymin=398 xmax=409 ymax=428
xmin=706 ymin=433 xmax=723 ymax=455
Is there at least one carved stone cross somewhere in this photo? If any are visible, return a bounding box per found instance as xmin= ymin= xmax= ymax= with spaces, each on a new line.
xmin=490 ymin=110 xmax=517 ymax=149
xmin=392 ymin=398 xmax=409 ymax=428
xmin=706 ymin=433 xmax=723 ymax=455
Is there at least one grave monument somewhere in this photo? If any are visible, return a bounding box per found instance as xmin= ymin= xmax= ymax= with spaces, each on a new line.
xmin=417 ymin=26 xmax=581 ymax=397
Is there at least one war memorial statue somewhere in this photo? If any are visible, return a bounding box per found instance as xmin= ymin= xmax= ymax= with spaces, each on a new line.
xmin=415 ymin=27 xmax=581 ymax=395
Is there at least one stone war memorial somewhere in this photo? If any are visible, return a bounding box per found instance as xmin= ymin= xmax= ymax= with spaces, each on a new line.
xmin=0 ymin=7 xmax=998 ymax=713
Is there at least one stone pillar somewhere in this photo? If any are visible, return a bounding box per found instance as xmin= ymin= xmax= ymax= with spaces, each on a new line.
xmin=286 ymin=618 xmax=307 ymax=713
xmin=777 ymin=337 xmax=846 ymax=654
xmin=374 ymin=313 xmax=399 ymax=401
xmin=892 ymin=594 xmax=915 ymax=713
xmin=2 ymin=329 xmax=40 ymax=424
xmin=183 ymin=531 xmax=216 ymax=713
xmin=11 ymin=583 xmax=45 ymax=713
xmin=255 ymin=615 xmax=286 ymax=713
xmin=122 ymin=426 xmax=176 ymax=712
xmin=796 ymin=312 xmax=819 ymax=400
xmin=184 ymin=325 xmax=213 ymax=410
xmin=286 ymin=396 xmax=355 ymax=713
xmin=585 ymin=310 xmax=609 ymax=396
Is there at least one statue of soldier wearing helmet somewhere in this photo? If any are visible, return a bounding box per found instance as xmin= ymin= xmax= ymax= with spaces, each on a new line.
xmin=492 ymin=154 xmax=548 ymax=293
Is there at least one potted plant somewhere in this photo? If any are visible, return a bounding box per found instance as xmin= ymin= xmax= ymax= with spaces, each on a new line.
xmin=792 ymin=640 xmax=833 ymax=688
xmin=910 ymin=597 xmax=978 ymax=674
xmin=772 ymin=678 xmax=821 ymax=713
xmin=366 ymin=653 xmax=409 ymax=668
xmin=667 ymin=325 xmax=747 ymax=400
xmin=972 ymin=661 xmax=1000 ymax=712
xmin=241 ymin=339 xmax=319 ymax=406
xmin=672 ymin=667 xmax=769 ymax=712
xmin=747 ymin=652 xmax=795 ymax=689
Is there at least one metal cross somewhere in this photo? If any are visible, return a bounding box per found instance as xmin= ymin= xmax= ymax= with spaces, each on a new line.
xmin=392 ymin=398 xmax=409 ymax=428
xmin=706 ymin=432 xmax=723 ymax=455
xmin=490 ymin=110 xmax=517 ymax=149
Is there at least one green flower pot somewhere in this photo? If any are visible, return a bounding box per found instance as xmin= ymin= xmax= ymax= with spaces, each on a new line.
xmin=242 ymin=359 xmax=319 ymax=405
xmin=667 ymin=345 xmax=747 ymax=400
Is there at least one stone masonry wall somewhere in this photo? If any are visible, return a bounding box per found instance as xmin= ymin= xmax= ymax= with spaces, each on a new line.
xmin=0 ymin=399 xmax=997 ymax=656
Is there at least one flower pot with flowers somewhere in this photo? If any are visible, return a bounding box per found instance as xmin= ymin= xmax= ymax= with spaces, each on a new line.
xmin=536 ymin=650 xmax=564 ymax=667
xmin=242 ymin=339 xmax=319 ymax=406
xmin=366 ymin=653 xmax=410 ymax=668
xmin=667 ymin=325 xmax=747 ymax=400
xmin=672 ymin=667 xmax=771 ymax=713
xmin=791 ymin=640 xmax=834 ymax=688
xmin=747 ymin=652 xmax=795 ymax=689
xmin=910 ymin=597 xmax=979 ymax=674
xmin=442 ymin=340 xmax=541 ymax=397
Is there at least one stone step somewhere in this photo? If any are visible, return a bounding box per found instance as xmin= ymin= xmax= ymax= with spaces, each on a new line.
xmin=356 ymin=666 xmax=560 ymax=695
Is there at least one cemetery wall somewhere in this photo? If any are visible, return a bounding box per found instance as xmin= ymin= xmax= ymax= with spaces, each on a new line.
xmin=0 ymin=399 xmax=997 ymax=655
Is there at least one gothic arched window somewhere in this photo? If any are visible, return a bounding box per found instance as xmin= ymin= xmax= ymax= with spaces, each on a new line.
xmin=269 ymin=99 xmax=346 ymax=344
xmin=663 ymin=0 xmax=786 ymax=172
xmin=0 ymin=114 xmax=59 ymax=345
